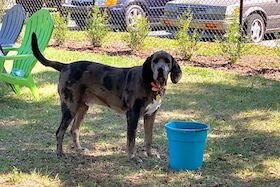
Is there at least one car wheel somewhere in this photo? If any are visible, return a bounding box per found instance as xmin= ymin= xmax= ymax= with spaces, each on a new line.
xmin=125 ymin=5 xmax=145 ymax=29
xmin=245 ymin=13 xmax=265 ymax=43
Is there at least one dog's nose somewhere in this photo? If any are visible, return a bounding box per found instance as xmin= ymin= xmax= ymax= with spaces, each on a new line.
xmin=158 ymin=68 xmax=164 ymax=77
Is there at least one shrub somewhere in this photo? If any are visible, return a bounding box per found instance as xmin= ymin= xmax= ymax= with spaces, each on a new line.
xmin=175 ymin=11 xmax=200 ymax=61
xmin=53 ymin=13 xmax=68 ymax=46
xmin=274 ymin=34 xmax=280 ymax=58
xmin=86 ymin=6 xmax=109 ymax=47
xmin=217 ymin=11 xmax=248 ymax=65
xmin=126 ymin=16 xmax=150 ymax=51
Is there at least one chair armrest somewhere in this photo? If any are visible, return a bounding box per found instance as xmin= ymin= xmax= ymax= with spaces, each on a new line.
xmin=0 ymin=54 xmax=34 ymax=60
xmin=2 ymin=46 xmax=19 ymax=52
xmin=0 ymin=54 xmax=35 ymax=73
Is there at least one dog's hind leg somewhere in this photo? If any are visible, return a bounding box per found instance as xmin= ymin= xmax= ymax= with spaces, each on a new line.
xmin=56 ymin=102 xmax=74 ymax=157
xmin=70 ymin=103 xmax=89 ymax=153
xmin=144 ymin=111 xmax=157 ymax=157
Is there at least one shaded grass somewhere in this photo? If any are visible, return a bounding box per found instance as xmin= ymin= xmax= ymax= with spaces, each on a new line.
xmin=0 ymin=48 xmax=280 ymax=186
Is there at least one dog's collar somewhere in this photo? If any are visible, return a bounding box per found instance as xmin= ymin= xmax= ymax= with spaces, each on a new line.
xmin=151 ymin=82 xmax=163 ymax=102
xmin=151 ymin=82 xmax=161 ymax=93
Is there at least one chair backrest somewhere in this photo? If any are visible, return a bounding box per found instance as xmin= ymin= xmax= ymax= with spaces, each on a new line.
xmin=0 ymin=4 xmax=26 ymax=46
xmin=12 ymin=9 xmax=54 ymax=77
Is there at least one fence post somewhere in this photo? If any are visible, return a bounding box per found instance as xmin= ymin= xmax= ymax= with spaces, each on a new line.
xmin=239 ymin=0 xmax=244 ymax=28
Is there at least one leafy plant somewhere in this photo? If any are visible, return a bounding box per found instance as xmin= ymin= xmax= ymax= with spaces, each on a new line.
xmin=274 ymin=34 xmax=280 ymax=59
xmin=175 ymin=11 xmax=200 ymax=61
xmin=126 ymin=16 xmax=150 ymax=51
xmin=53 ymin=13 xmax=68 ymax=46
xmin=86 ymin=6 xmax=109 ymax=47
xmin=217 ymin=11 xmax=248 ymax=65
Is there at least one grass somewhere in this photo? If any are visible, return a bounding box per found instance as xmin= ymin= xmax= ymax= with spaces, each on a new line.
xmin=0 ymin=48 xmax=280 ymax=186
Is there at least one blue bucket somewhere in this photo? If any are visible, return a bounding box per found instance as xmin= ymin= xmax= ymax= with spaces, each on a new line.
xmin=165 ymin=121 xmax=209 ymax=171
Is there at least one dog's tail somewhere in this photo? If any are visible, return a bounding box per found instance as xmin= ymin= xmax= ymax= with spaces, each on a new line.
xmin=31 ymin=33 xmax=65 ymax=72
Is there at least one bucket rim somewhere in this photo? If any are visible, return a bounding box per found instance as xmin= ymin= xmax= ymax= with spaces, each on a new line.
xmin=165 ymin=121 xmax=209 ymax=132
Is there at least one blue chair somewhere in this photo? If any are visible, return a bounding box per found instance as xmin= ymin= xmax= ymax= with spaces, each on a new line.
xmin=0 ymin=45 xmax=3 ymax=56
xmin=0 ymin=4 xmax=26 ymax=47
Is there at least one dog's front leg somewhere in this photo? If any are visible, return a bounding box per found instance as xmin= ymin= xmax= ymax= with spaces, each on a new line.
xmin=144 ymin=111 xmax=157 ymax=157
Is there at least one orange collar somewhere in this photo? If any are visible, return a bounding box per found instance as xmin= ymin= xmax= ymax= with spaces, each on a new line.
xmin=151 ymin=82 xmax=161 ymax=93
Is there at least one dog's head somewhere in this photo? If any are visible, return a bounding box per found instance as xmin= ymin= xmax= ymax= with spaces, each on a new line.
xmin=142 ymin=50 xmax=182 ymax=88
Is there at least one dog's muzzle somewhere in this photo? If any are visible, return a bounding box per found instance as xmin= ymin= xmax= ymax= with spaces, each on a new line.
xmin=157 ymin=68 xmax=167 ymax=87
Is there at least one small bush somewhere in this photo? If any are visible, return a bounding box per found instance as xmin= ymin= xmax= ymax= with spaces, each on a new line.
xmin=86 ymin=6 xmax=109 ymax=47
xmin=274 ymin=34 xmax=280 ymax=58
xmin=126 ymin=16 xmax=150 ymax=51
xmin=53 ymin=13 xmax=68 ymax=46
xmin=217 ymin=11 xmax=248 ymax=65
xmin=175 ymin=11 xmax=200 ymax=61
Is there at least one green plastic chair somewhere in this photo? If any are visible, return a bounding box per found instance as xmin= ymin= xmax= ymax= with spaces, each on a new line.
xmin=0 ymin=9 xmax=54 ymax=100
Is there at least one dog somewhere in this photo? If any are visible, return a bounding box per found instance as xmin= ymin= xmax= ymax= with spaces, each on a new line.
xmin=31 ymin=33 xmax=182 ymax=159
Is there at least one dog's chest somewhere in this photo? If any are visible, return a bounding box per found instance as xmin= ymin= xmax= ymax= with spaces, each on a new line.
xmin=144 ymin=98 xmax=162 ymax=115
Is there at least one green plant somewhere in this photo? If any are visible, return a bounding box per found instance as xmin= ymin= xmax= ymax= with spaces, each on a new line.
xmin=217 ymin=11 xmax=248 ymax=65
xmin=274 ymin=34 xmax=280 ymax=59
xmin=126 ymin=16 xmax=150 ymax=51
xmin=175 ymin=11 xmax=200 ymax=61
xmin=86 ymin=6 xmax=109 ymax=47
xmin=53 ymin=13 xmax=68 ymax=46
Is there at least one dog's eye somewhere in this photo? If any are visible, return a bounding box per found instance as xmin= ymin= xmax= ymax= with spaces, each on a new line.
xmin=153 ymin=59 xmax=159 ymax=64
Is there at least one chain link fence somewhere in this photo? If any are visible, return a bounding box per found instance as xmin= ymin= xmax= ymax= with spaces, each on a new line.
xmin=1 ymin=0 xmax=280 ymax=56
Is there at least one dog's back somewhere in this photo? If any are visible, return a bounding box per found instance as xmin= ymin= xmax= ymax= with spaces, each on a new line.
xmin=31 ymin=32 xmax=148 ymax=113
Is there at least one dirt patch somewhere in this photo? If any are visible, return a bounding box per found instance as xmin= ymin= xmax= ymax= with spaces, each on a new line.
xmin=186 ymin=56 xmax=280 ymax=80
xmin=49 ymin=40 xmax=280 ymax=80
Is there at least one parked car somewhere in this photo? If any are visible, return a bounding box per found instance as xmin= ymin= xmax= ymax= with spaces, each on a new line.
xmin=162 ymin=0 xmax=280 ymax=43
xmin=61 ymin=0 xmax=174 ymax=30
xmin=16 ymin=0 xmax=61 ymax=15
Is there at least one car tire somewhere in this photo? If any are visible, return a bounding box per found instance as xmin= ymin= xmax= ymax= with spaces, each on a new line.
xmin=125 ymin=4 xmax=146 ymax=30
xmin=245 ymin=13 xmax=265 ymax=43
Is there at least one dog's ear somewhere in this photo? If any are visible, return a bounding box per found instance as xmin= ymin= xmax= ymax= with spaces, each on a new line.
xmin=170 ymin=56 xmax=182 ymax=84
xmin=142 ymin=55 xmax=154 ymax=83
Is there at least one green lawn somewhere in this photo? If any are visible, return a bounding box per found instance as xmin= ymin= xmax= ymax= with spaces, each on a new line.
xmin=0 ymin=48 xmax=280 ymax=186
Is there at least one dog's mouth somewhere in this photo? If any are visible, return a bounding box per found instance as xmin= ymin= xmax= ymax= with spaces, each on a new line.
xmin=156 ymin=76 xmax=166 ymax=88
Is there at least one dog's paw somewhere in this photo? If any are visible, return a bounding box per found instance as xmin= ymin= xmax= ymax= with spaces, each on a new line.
xmin=56 ymin=152 xmax=65 ymax=157
xmin=129 ymin=155 xmax=143 ymax=164
xmin=143 ymin=151 xmax=150 ymax=158
xmin=128 ymin=153 xmax=135 ymax=160
xmin=144 ymin=150 xmax=161 ymax=159
xmin=78 ymin=147 xmax=90 ymax=155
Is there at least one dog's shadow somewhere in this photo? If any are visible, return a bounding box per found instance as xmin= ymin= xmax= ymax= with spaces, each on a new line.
xmin=0 ymin=147 xmax=167 ymax=186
